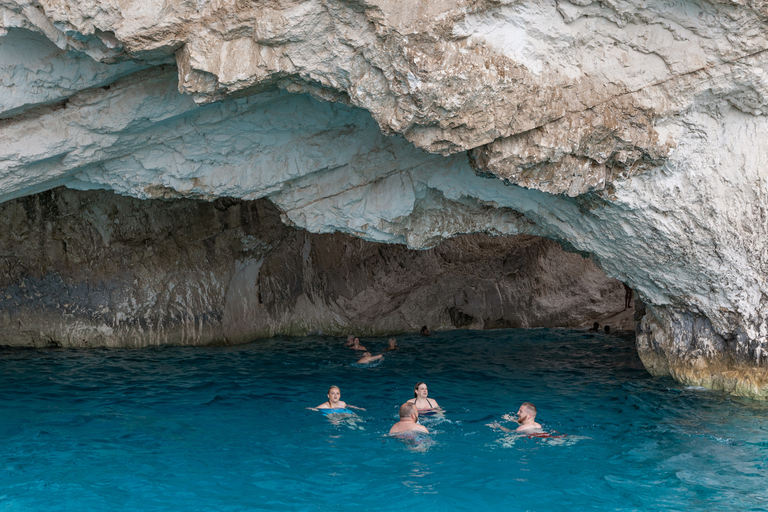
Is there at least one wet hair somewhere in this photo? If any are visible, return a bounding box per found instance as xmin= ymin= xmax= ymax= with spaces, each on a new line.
xmin=327 ymin=385 xmax=340 ymax=395
xmin=593 ymin=322 xmax=599 ymax=329
xmin=388 ymin=338 xmax=397 ymax=347
xmin=399 ymin=402 xmax=417 ymax=419
xmin=604 ymin=325 xmax=611 ymax=334
xmin=413 ymin=381 xmax=427 ymax=398
xmin=521 ymin=402 xmax=537 ymax=417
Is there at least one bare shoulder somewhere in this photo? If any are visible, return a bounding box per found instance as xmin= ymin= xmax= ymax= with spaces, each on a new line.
xmin=517 ymin=422 xmax=543 ymax=432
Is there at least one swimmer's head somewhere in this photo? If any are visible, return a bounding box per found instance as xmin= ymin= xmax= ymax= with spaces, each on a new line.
xmin=414 ymin=382 xmax=428 ymax=398
xmin=399 ymin=402 xmax=418 ymax=420
xmin=518 ymin=402 xmax=537 ymax=420
xmin=327 ymin=385 xmax=341 ymax=402
xmin=388 ymin=338 xmax=397 ymax=349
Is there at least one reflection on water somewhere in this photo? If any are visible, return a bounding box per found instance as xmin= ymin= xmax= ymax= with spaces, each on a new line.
xmin=2 ymin=329 xmax=768 ymax=511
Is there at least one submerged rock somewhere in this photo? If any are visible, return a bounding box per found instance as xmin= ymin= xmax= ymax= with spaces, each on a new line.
xmin=1 ymin=0 xmax=768 ymax=395
xmin=0 ymin=188 xmax=624 ymax=347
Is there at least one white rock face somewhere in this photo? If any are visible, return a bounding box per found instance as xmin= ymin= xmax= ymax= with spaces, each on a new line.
xmin=2 ymin=0 xmax=768 ymax=395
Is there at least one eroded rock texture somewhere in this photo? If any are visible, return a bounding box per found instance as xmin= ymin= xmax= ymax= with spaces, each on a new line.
xmin=1 ymin=0 xmax=768 ymax=394
xmin=0 ymin=188 xmax=624 ymax=347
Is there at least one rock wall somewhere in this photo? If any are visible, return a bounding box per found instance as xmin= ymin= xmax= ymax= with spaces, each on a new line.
xmin=0 ymin=188 xmax=626 ymax=347
xmin=1 ymin=0 xmax=768 ymax=394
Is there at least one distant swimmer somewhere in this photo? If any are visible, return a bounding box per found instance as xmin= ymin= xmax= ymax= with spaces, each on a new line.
xmin=356 ymin=352 xmax=383 ymax=364
xmin=383 ymin=338 xmax=398 ymax=351
xmin=308 ymin=385 xmax=365 ymax=411
xmin=604 ymin=325 xmax=611 ymax=334
xmin=420 ymin=326 xmax=431 ymax=336
xmin=345 ymin=334 xmax=355 ymax=346
xmin=588 ymin=322 xmax=600 ymax=332
xmin=407 ymin=382 xmax=441 ymax=413
xmin=349 ymin=337 xmax=367 ymax=351
xmin=389 ymin=402 xmax=429 ymax=435
xmin=489 ymin=402 xmax=542 ymax=432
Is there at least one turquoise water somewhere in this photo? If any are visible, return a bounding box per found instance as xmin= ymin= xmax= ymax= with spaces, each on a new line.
xmin=2 ymin=329 xmax=768 ymax=511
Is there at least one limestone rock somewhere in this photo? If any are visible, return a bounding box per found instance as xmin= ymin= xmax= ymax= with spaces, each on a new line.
xmin=0 ymin=188 xmax=625 ymax=347
xmin=2 ymin=0 xmax=768 ymax=395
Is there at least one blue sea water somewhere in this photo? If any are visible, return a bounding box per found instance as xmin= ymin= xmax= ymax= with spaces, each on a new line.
xmin=2 ymin=328 xmax=768 ymax=511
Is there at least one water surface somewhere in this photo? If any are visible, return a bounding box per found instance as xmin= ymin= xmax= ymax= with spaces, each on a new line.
xmin=2 ymin=329 xmax=767 ymax=511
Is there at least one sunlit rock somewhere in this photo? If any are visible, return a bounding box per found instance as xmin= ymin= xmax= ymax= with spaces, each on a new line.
xmin=2 ymin=0 xmax=768 ymax=395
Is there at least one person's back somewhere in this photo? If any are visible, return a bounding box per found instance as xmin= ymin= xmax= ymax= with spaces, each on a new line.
xmin=357 ymin=352 xmax=382 ymax=364
xmin=390 ymin=402 xmax=428 ymax=435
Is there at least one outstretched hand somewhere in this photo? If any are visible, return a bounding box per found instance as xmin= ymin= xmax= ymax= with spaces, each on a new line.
xmin=487 ymin=421 xmax=512 ymax=433
xmin=502 ymin=413 xmax=518 ymax=422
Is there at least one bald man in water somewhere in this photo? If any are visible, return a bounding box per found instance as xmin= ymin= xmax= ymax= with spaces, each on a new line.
xmin=389 ymin=402 xmax=429 ymax=435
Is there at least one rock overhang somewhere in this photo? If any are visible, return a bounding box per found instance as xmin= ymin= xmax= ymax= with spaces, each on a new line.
xmin=2 ymin=0 xmax=768 ymax=396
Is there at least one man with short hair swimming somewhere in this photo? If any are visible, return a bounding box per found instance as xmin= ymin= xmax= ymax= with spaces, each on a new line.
xmin=389 ymin=402 xmax=429 ymax=435
xmin=489 ymin=402 xmax=543 ymax=432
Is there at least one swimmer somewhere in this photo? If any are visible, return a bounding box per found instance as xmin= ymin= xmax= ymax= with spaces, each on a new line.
xmin=345 ymin=334 xmax=355 ymax=346
xmin=389 ymin=402 xmax=429 ymax=435
xmin=420 ymin=325 xmax=430 ymax=336
xmin=356 ymin=352 xmax=383 ymax=364
xmin=489 ymin=402 xmax=542 ymax=432
xmin=383 ymin=338 xmax=398 ymax=351
xmin=349 ymin=337 xmax=367 ymax=351
xmin=407 ymin=382 xmax=440 ymax=412
xmin=588 ymin=322 xmax=600 ymax=332
xmin=308 ymin=385 xmax=365 ymax=411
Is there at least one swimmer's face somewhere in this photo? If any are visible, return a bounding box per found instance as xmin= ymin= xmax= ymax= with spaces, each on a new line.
xmin=354 ymin=338 xmax=360 ymax=344
xmin=517 ymin=405 xmax=529 ymax=422
xmin=416 ymin=384 xmax=428 ymax=397
xmin=389 ymin=339 xmax=397 ymax=348
xmin=328 ymin=388 xmax=341 ymax=403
